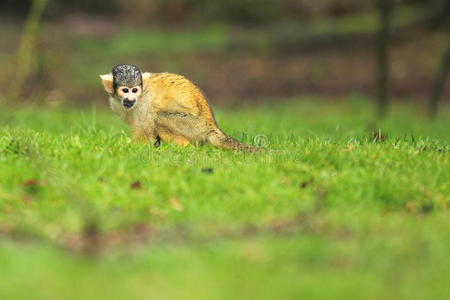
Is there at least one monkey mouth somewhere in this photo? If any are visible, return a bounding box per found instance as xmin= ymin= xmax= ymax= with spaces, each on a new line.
xmin=123 ymin=99 xmax=136 ymax=108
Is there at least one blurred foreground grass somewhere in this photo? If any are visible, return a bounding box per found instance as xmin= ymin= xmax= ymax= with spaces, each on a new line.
xmin=0 ymin=98 xmax=449 ymax=300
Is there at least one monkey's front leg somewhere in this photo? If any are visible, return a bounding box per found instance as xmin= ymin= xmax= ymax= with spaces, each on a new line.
xmin=133 ymin=128 xmax=158 ymax=146
xmin=154 ymin=136 xmax=161 ymax=147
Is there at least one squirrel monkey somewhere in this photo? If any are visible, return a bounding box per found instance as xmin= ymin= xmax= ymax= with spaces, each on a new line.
xmin=100 ymin=64 xmax=257 ymax=151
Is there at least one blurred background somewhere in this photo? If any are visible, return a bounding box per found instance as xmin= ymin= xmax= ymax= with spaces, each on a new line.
xmin=0 ymin=0 xmax=448 ymax=116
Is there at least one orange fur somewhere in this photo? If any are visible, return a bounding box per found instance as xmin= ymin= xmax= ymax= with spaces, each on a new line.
xmin=102 ymin=71 xmax=257 ymax=151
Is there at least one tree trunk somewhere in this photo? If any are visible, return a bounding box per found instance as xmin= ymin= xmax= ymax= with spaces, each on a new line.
xmin=9 ymin=0 xmax=49 ymax=100
xmin=375 ymin=0 xmax=393 ymax=118
xmin=429 ymin=45 xmax=450 ymax=118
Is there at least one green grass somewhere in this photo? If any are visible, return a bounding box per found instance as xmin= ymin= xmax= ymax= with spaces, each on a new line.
xmin=0 ymin=98 xmax=449 ymax=300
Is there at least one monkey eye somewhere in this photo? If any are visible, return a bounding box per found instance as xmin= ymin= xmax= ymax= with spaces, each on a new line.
xmin=132 ymin=88 xmax=138 ymax=93
xmin=122 ymin=88 xmax=129 ymax=93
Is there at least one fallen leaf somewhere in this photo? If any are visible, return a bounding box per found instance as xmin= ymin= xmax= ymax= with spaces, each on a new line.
xmin=170 ymin=197 xmax=184 ymax=212
xmin=201 ymin=167 xmax=214 ymax=174
xmin=21 ymin=179 xmax=43 ymax=194
xmin=299 ymin=177 xmax=314 ymax=189
xmin=130 ymin=181 xmax=142 ymax=189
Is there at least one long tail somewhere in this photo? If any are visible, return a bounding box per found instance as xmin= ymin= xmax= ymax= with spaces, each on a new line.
xmin=207 ymin=129 xmax=259 ymax=151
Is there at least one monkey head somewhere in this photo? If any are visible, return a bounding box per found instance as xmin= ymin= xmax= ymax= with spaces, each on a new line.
xmin=100 ymin=64 xmax=144 ymax=109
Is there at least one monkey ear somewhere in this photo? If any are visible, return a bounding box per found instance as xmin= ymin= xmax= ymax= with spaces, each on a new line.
xmin=141 ymin=72 xmax=151 ymax=88
xmin=142 ymin=72 xmax=151 ymax=80
xmin=100 ymin=73 xmax=114 ymax=93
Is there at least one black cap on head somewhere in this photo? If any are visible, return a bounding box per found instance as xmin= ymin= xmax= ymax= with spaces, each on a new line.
xmin=111 ymin=64 xmax=142 ymax=90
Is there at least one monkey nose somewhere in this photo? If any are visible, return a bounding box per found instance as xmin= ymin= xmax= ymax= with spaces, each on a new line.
xmin=123 ymin=98 xmax=136 ymax=108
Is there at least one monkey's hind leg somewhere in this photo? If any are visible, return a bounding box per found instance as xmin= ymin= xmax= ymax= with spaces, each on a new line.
xmin=157 ymin=130 xmax=191 ymax=146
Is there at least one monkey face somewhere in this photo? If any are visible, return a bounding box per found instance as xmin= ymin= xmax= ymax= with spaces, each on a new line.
xmin=100 ymin=64 xmax=147 ymax=110
xmin=116 ymin=85 xmax=142 ymax=109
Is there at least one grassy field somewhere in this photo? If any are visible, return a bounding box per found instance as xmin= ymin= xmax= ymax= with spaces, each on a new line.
xmin=0 ymin=98 xmax=449 ymax=300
